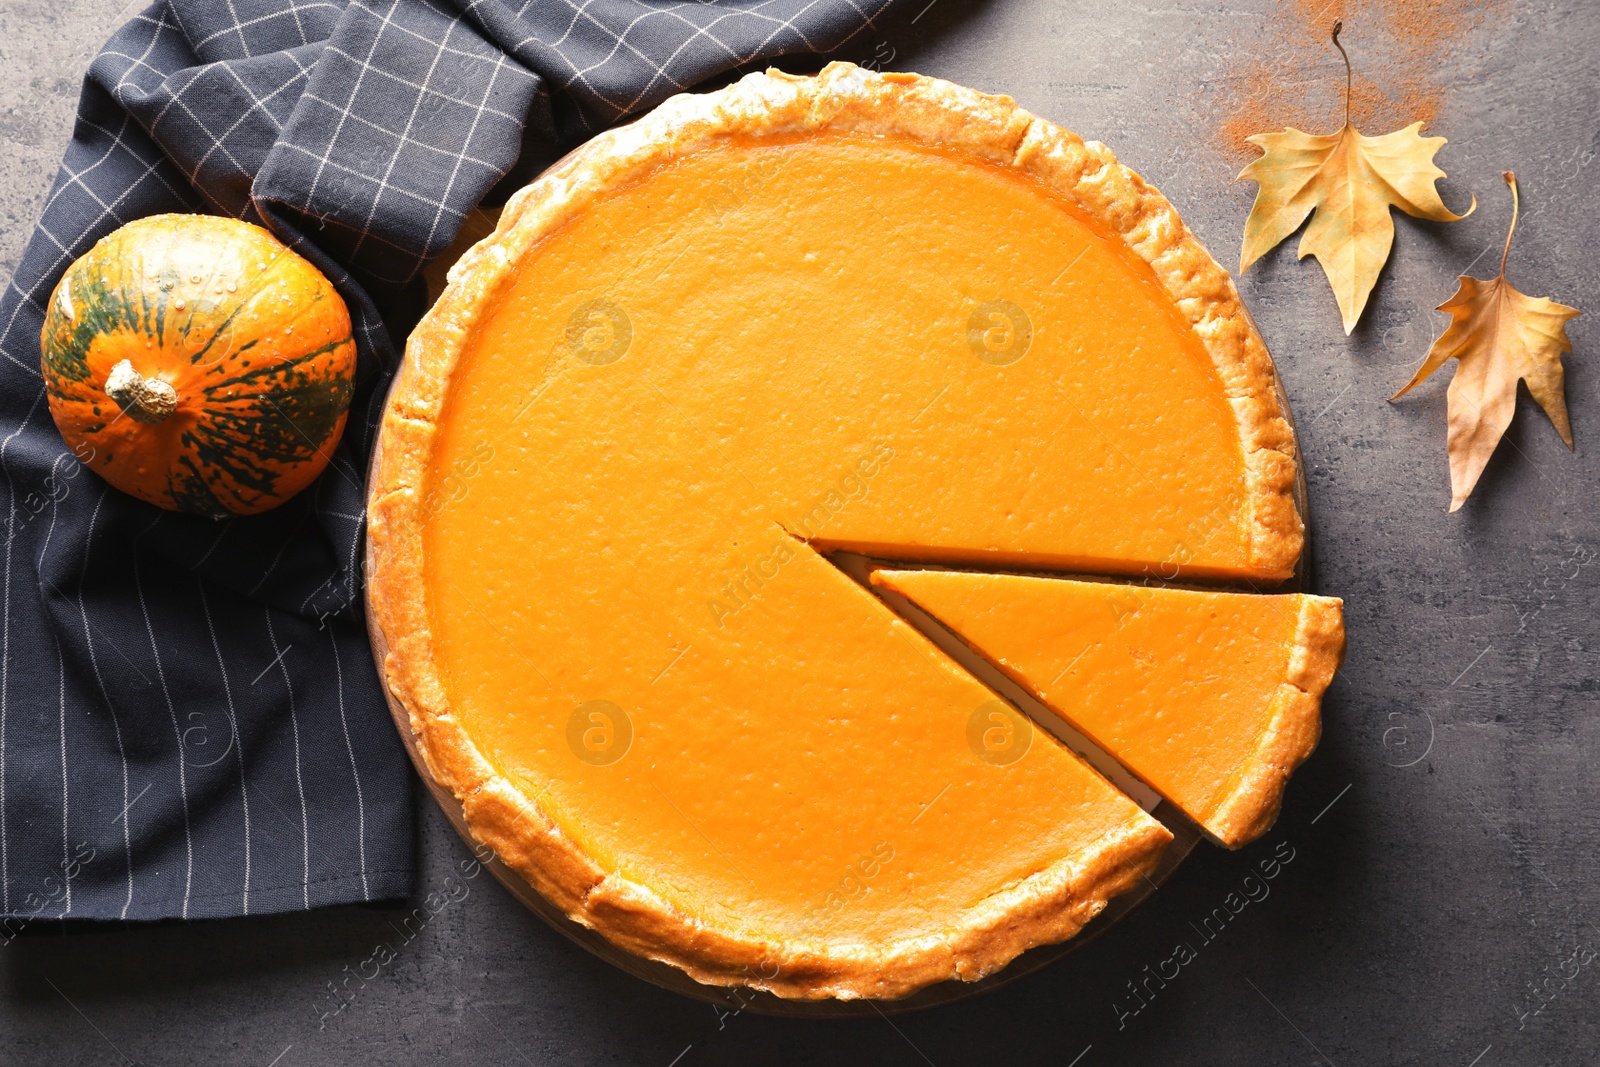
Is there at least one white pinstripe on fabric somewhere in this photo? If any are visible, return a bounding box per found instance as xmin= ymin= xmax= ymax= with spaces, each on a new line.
xmin=196 ymin=580 xmax=250 ymax=915
xmin=264 ymin=612 xmax=311 ymax=909
xmin=55 ymin=643 xmax=71 ymax=917
xmin=0 ymin=390 xmax=46 ymax=913
xmin=133 ymin=521 xmax=194 ymax=919
xmin=326 ymin=627 xmax=368 ymax=900
xmin=74 ymin=486 xmax=137 ymax=920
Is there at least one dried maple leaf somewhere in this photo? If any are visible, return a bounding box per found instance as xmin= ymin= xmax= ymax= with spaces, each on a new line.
xmin=1393 ymin=171 xmax=1582 ymax=512
xmin=1237 ymin=21 xmax=1474 ymax=333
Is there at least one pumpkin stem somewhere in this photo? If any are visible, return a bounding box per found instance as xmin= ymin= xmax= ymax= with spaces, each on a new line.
xmin=105 ymin=359 xmax=178 ymax=424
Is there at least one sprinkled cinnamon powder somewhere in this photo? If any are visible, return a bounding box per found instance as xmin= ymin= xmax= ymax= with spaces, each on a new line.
xmin=1211 ymin=0 xmax=1507 ymax=164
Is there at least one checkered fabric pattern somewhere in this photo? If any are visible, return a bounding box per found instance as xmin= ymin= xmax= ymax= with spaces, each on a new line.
xmin=0 ymin=0 xmax=904 ymax=923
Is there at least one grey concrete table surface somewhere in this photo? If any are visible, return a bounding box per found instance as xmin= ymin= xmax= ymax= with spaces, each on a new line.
xmin=2 ymin=1 xmax=1597 ymax=1064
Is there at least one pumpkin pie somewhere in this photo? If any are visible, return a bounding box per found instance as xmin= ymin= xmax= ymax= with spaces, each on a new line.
xmin=367 ymin=63 xmax=1315 ymax=1000
xmin=871 ymin=570 xmax=1345 ymax=848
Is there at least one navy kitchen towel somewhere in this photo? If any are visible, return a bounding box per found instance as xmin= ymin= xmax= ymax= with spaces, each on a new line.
xmin=0 ymin=0 xmax=905 ymax=924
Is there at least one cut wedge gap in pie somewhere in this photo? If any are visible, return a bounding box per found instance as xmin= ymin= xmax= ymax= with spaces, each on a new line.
xmin=870 ymin=569 xmax=1345 ymax=848
xmin=366 ymin=63 xmax=1340 ymax=1001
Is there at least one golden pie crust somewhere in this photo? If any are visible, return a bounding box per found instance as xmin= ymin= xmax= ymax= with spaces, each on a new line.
xmin=1203 ymin=594 xmax=1345 ymax=846
xmin=367 ymin=63 xmax=1305 ymax=1000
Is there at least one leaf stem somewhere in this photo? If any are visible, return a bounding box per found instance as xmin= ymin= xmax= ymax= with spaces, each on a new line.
xmin=1499 ymin=170 xmax=1519 ymax=279
xmin=1332 ymin=20 xmax=1351 ymax=128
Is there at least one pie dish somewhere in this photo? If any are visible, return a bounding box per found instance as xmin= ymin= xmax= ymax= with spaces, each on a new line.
xmin=366 ymin=62 xmax=1326 ymax=1001
xmin=871 ymin=570 xmax=1345 ymax=848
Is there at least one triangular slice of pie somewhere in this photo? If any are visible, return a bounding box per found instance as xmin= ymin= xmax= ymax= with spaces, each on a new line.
xmin=872 ymin=569 xmax=1345 ymax=847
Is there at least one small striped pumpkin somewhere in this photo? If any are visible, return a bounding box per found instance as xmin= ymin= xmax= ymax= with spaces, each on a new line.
xmin=40 ymin=214 xmax=356 ymax=517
